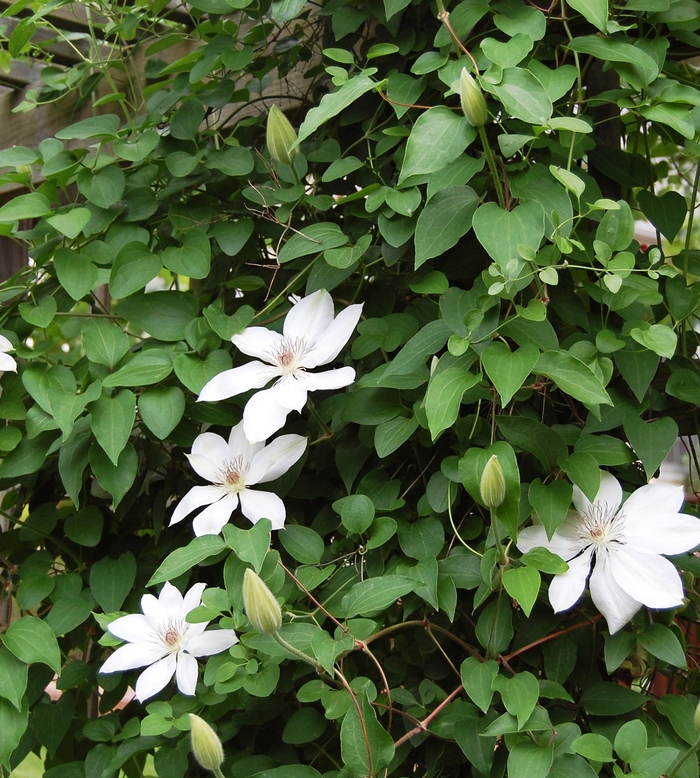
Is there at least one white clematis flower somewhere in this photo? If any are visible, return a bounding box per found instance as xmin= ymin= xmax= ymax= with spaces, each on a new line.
xmin=99 ymin=582 xmax=238 ymax=701
xmin=0 ymin=334 xmax=17 ymax=374
xmin=517 ymin=472 xmax=700 ymax=634
xmin=170 ymin=422 xmax=307 ymax=536
xmin=198 ymin=289 xmax=362 ymax=443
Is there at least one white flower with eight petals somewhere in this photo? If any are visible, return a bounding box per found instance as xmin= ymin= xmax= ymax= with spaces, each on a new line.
xmin=169 ymin=421 xmax=307 ymax=536
xmin=517 ymin=472 xmax=700 ymax=633
xmin=197 ymin=289 xmax=362 ymax=443
xmin=99 ymin=582 xmax=238 ymax=701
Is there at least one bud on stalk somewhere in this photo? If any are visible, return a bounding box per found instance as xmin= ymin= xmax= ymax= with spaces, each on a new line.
xmin=266 ymin=105 xmax=299 ymax=166
xmin=459 ymin=68 xmax=488 ymax=128
xmin=480 ymin=454 xmax=506 ymax=509
xmin=189 ymin=714 xmax=224 ymax=774
xmin=243 ymin=568 xmax=282 ymax=634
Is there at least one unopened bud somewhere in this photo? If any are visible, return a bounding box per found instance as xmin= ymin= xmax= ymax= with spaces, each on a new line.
xmin=480 ymin=454 xmax=506 ymax=508
xmin=243 ymin=568 xmax=282 ymax=634
xmin=459 ymin=69 xmax=488 ymax=128
xmin=189 ymin=714 xmax=224 ymax=773
xmin=694 ymin=701 xmax=700 ymax=733
xmin=266 ymin=105 xmax=299 ymax=166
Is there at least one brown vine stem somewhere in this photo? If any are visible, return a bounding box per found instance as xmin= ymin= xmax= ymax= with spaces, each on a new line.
xmin=499 ymin=615 xmax=602 ymax=664
xmin=376 ymin=88 xmax=435 ymax=111
xmin=435 ymin=0 xmax=479 ymax=72
xmin=364 ymin=618 xmax=483 ymax=659
xmin=334 ymin=666 xmax=373 ymax=777
xmin=278 ymin=561 xmax=348 ymax=633
xmin=393 ymin=683 xmax=463 ymax=748
xmin=355 ymin=640 xmax=394 ymax=733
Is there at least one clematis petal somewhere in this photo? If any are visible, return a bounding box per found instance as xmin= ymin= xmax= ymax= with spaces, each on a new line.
xmin=170 ymin=486 xmax=225 ymax=526
xmin=198 ymin=362 xmax=279 ymax=403
xmin=517 ymin=520 xmax=584 ymax=561
xmin=272 ymin=374 xmax=308 ymax=412
xmin=108 ymin=613 xmax=157 ymax=644
xmin=589 ymin=554 xmax=642 ymax=634
xmin=548 ymin=547 xmax=593 ymax=612
xmin=175 ymin=651 xmax=199 ymax=696
xmin=239 ymin=488 xmax=286 ymax=529
xmin=182 ymin=582 xmax=207 ymax=616
xmin=191 ymin=493 xmax=239 ymax=536
xmin=100 ymin=642 xmax=168 ymax=674
xmin=622 ymin=481 xmax=684 ymax=519
xmin=158 ymin=581 xmax=186 ymax=616
xmin=623 ymin=511 xmax=700 ymax=555
xmin=608 ymin=546 xmax=685 ymax=609
xmin=247 ymin=434 xmax=307 ymax=485
xmin=0 ymin=352 xmax=17 ymax=372
xmin=186 ymin=629 xmax=239 ymax=658
xmin=227 ymin=421 xmax=257 ymax=465
xmin=573 ymin=471 xmax=622 ymax=518
xmin=231 ymin=326 xmax=285 ymax=361
xmin=283 ymin=289 xmax=334 ymax=345
xmin=140 ymin=594 xmax=169 ymax=629
xmin=242 ymin=387 xmax=290 ymax=444
xmin=300 ymin=366 xmax=356 ymax=392
xmin=189 ymin=433 xmax=233 ymax=480
xmin=0 ymin=334 xmax=13 ymax=352
xmin=135 ymin=654 xmax=177 ymax=701
xmin=303 ymin=303 xmax=363 ymax=368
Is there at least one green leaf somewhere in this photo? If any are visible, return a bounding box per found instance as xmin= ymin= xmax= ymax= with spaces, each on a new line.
xmin=162 ymin=245 xmax=210 ymax=279
xmin=397 ymin=517 xmax=444 ymax=560
xmin=493 ymin=670 xmax=540 ymax=728
xmin=614 ymin=344 xmax=659 ymax=402
xmin=460 ymin=657 xmax=498 ymax=713
xmin=574 ymin=434 xmax=634 ymax=465
xmin=110 ymin=242 xmax=161 ymax=299
xmin=496 ymin=416 xmax=567 ymax=472
xmin=475 ymin=598 xmax=513 ymax=654
xmin=580 ymin=681 xmax=645 ymax=715
xmin=279 ymin=525 xmax=324 ymax=564
xmin=0 ymin=697 xmax=28 ymax=769
xmin=520 ymin=545 xmax=569 ymax=574
xmin=567 ymin=37 xmax=658 ymax=87
xmin=502 ymin=567 xmax=540 ymax=616
xmin=282 ymin=708 xmax=326 ymax=745
xmin=507 ymin=743 xmax=554 ymax=778
xmin=0 ymin=192 xmax=52 ymax=222
xmin=117 ymin=291 xmax=199 ymax=341
xmin=614 ymin=719 xmax=647 ymax=763
xmin=102 ymin=349 xmax=173 ymax=388
xmin=335 ymin=494 xmax=375 ymax=534
xmin=630 ymin=323 xmax=677 ymax=359
xmin=55 ymin=114 xmax=120 ymax=139
xmin=528 ymin=479 xmax=573 ymax=539
xmin=341 ymin=575 xmax=414 ymax=617
xmin=79 ymin=165 xmax=125 ymax=208
xmin=399 ymin=107 xmax=476 ymax=185
xmin=637 ymin=190 xmax=687 ymax=242
xmin=112 ymin=129 xmax=160 ymax=161
xmin=148 ymin=536 xmax=226 ymax=586
xmin=374 ymin=416 xmax=419 ymax=457
xmin=90 ymin=552 xmax=137 ymax=612
xmin=414 ymin=186 xmax=479 ymax=268
xmin=572 ymin=733 xmax=614 ymax=762
xmin=378 ymin=320 xmax=451 ymax=382
xmin=222 ymin=519 xmax=271 ymax=573
xmin=297 ymin=75 xmax=377 ymax=143
xmin=173 ymin=350 xmax=232 ymax=394
xmin=638 ymin=623 xmax=687 ymax=668
xmin=322 ymin=156 xmax=364 ymax=182
xmin=0 ymin=647 xmax=27 ymax=710
xmin=483 ymin=66 xmax=552 ymax=124
xmin=425 ymin=367 xmax=481 ymax=439
xmin=0 ymin=431 xmax=56 ymax=478
xmin=90 ymin=390 xmax=136 ymax=465
xmin=3 ymin=616 xmax=61 ymax=672
xmin=566 ymin=0 xmax=608 ymax=31
xmin=604 ymin=630 xmax=636 ymax=674
xmin=656 ymin=695 xmax=698 ymax=746
xmin=623 ymin=415 xmax=678 ymax=480
xmin=340 ymin=690 xmax=394 ymax=777
xmin=278 ymin=223 xmax=349 ymax=263
xmin=213 ymin=219 xmax=254 ymax=257
xmin=536 ymin=351 xmax=612 ymax=405
xmin=18 ymin=295 xmax=57 ymax=328
xmin=89 ymin=442 xmax=138 ymax=507
xmin=46 ymin=206 xmax=91 ymax=239
xmin=642 ymin=103 xmax=695 ymax=139
xmin=596 ymin=200 xmax=634 ymax=251
xmin=482 ymin=342 xmax=539 ymax=407
xmin=472 ymin=200 xmax=544 ymax=269
xmin=46 ymin=597 xmax=94 ymax=637
xmin=64 ymin=506 xmax=104 ymax=547
xmin=138 ymin=387 xmax=185 ymax=439
xmin=53 ymin=247 xmax=98 ymax=300
xmin=558 ymin=452 xmax=600 ymax=503
xmin=82 ymin=319 xmax=130 ymax=368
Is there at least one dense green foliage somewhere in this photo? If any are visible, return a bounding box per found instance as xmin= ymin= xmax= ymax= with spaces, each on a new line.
xmin=1 ymin=0 xmax=700 ymax=776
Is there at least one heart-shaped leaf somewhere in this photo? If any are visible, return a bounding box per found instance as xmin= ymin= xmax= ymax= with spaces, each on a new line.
xmin=46 ymin=207 xmax=91 ymax=239
xmin=637 ymin=190 xmax=687 ymax=242
xmin=623 ymin=415 xmax=678 ymax=479
xmin=482 ymin=342 xmax=539 ymax=407
xmin=18 ymin=296 xmax=57 ymax=328
xmin=472 ymin=200 xmax=544 ymax=269
xmin=138 ymin=387 xmax=186 ymax=439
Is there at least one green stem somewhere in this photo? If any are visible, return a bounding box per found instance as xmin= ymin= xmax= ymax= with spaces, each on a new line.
xmin=447 ymin=481 xmax=483 ymax=556
xmin=213 ymin=769 xmax=226 ymax=778
xmin=490 ymin=509 xmax=507 ymax=567
xmin=478 ymin=125 xmax=506 ymax=210
xmin=273 ymin=632 xmax=325 ymax=674
xmin=667 ymin=737 xmax=700 ymax=778
xmin=683 ymin=159 xmax=700 ymax=278
xmin=306 ymin=398 xmax=335 ymax=447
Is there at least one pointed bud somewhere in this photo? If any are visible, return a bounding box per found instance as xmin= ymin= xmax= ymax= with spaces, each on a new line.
xmin=243 ymin=568 xmax=282 ymax=634
xmin=266 ymin=105 xmax=299 ymax=167
xmin=480 ymin=455 xmax=506 ymax=508
xmin=694 ymin=701 xmax=700 ymax=733
xmin=459 ymin=69 xmax=488 ymax=127
xmin=189 ymin=714 xmax=224 ymax=773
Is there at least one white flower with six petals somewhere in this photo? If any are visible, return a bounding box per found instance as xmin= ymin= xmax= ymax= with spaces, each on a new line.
xmin=169 ymin=421 xmax=307 ymax=536
xmin=197 ymin=289 xmax=362 ymax=443
xmin=517 ymin=472 xmax=700 ymax=633
xmin=99 ymin=582 xmax=238 ymax=701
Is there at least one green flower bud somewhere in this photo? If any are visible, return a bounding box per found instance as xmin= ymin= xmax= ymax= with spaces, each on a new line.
xmin=459 ymin=68 xmax=488 ymax=128
xmin=243 ymin=568 xmax=282 ymax=634
xmin=480 ymin=454 xmax=506 ymax=508
xmin=694 ymin=701 xmax=700 ymax=733
xmin=189 ymin=714 xmax=224 ymax=773
xmin=266 ymin=104 xmax=299 ymax=167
